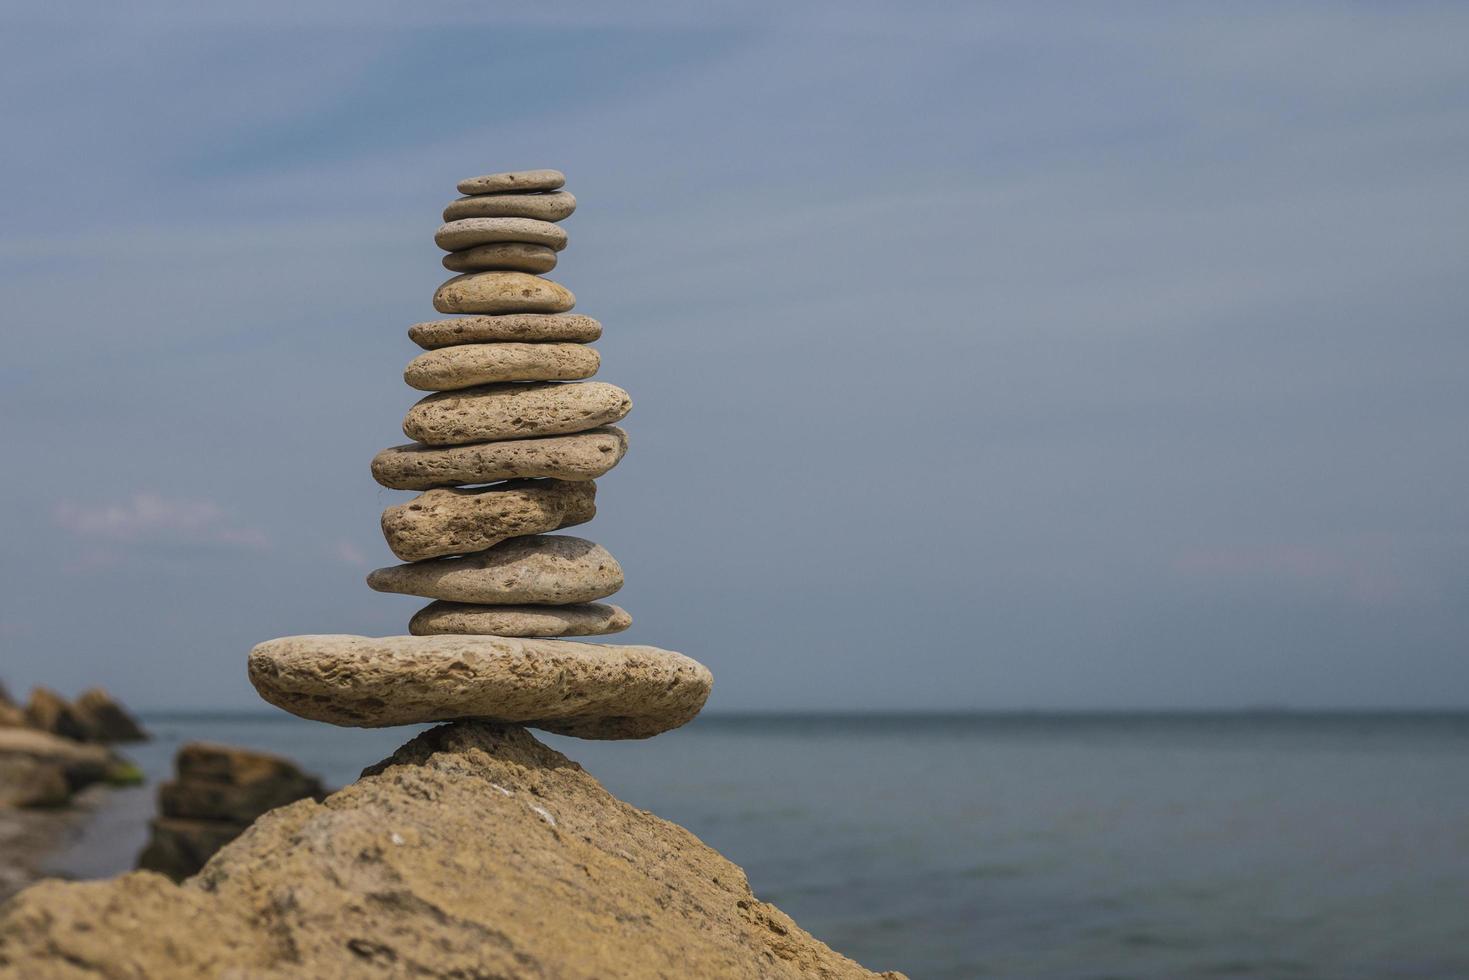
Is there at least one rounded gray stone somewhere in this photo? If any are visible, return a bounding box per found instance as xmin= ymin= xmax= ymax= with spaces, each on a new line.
xmin=381 ymin=479 xmax=596 ymax=563
xmin=371 ymin=427 xmax=628 ymax=490
xmin=434 ymin=273 xmax=575 ymax=315
xmin=247 ymin=633 xmax=711 ymax=738
xmin=441 ymin=243 xmax=557 ymax=274
xmin=367 ymin=534 xmax=623 ymax=605
xmin=409 ymin=314 xmax=601 ymax=350
xmin=402 ymin=382 xmax=631 ymax=446
xmin=409 ymin=601 xmax=631 ymax=638
xmin=404 ymin=343 xmax=600 ymax=391
xmin=457 ymin=169 xmax=565 ymax=195
xmin=435 ymin=218 xmax=567 ymax=253
xmin=443 ymin=191 xmax=576 ymax=223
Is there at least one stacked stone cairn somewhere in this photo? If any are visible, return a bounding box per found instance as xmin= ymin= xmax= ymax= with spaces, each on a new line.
xmin=248 ymin=169 xmax=712 ymax=739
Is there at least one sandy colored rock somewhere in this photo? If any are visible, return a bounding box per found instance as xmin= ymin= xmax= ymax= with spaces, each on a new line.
xmin=441 ymin=241 xmax=557 ymax=274
xmin=0 ymin=728 xmax=119 ymax=791
xmin=73 ymin=688 xmax=148 ymax=743
xmin=457 ymin=167 xmax=565 ymax=194
xmin=433 ymin=271 xmax=575 ymax=314
xmin=22 ymin=688 xmax=88 ymax=742
xmin=0 ymin=724 xmax=902 ymax=978
xmin=403 ymin=381 xmax=631 ymax=446
xmin=411 ymin=600 xmax=632 ymax=637
xmin=435 ymin=217 xmax=567 ymax=252
xmin=372 ymin=426 xmax=628 ymax=489
xmin=160 ymin=743 xmax=325 ymax=824
xmin=137 ymin=817 xmax=248 ymax=883
xmin=248 ymin=636 xmax=709 ymax=737
xmin=381 ymin=479 xmax=597 ymax=562
xmin=404 ymin=342 xmax=600 ymax=391
xmin=367 ymin=534 xmax=622 ymax=605
xmin=443 ymin=189 xmax=576 ymax=222
xmin=0 ymin=757 xmax=70 ymax=808
xmin=409 ymin=312 xmax=602 ymax=349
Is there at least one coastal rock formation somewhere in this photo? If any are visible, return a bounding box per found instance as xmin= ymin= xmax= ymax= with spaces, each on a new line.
xmin=0 ymin=723 xmax=902 ymax=979
xmin=21 ymin=689 xmax=89 ymax=743
xmin=0 ymin=686 xmax=21 ymax=730
xmin=0 ymin=729 xmax=124 ymax=797
xmin=72 ymin=689 xmax=148 ymax=744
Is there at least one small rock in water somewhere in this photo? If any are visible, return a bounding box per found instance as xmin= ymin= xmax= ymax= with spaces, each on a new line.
xmin=457 ymin=168 xmax=565 ymax=195
xmin=367 ymin=534 xmax=623 ymax=605
xmin=404 ymin=342 xmax=600 ymax=391
xmin=443 ymin=190 xmax=576 ymax=223
xmin=433 ymin=272 xmax=575 ymax=315
xmin=402 ymin=381 xmax=631 ymax=446
xmin=371 ymin=427 xmax=628 ymax=490
xmin=409 ymin=313 xmax=602 ymax=349
xmin=441 ymin=242 xmax=557 ymax=274
xmin=381 ymin=479 xmax=597 ymax=562
xmin=410 ymin=600 xmax=631 ymax=637
xmin=435 ymin=217 xmax=567 ymax=252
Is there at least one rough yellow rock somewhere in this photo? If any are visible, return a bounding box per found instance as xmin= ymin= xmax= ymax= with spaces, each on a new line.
xmin=433 ymin=272 xmax=575 ymax=315
xmin=404 ymin=342 xmax=600 ymax=391
xmin=443 ymin=189 xmax=576 ymax=222
xmin=409 ymin=313 xmax=602 ymax=349
xmin=367 ymin=534 xmax=622 ymax=604
xmin=402 ymin=381 xmax=630 ymax=446
xmin=381 ymin=479 xmax=596 ymax=562
xmin=457 ymin=168 xmax=564 ymax=194
xmin=441 ymin=241 xmax=557 ymax=274
xmin=434 ymin=217 xmax=567 ymax=252
xmin=410 ymin=600 xmax=631 ymax=637
xmin=372 ymin=426 xmax=628 ymax=489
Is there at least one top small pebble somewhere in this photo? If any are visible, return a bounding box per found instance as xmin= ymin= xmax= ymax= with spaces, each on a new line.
xmin=458 ymin=169 xmax=565 ymax=195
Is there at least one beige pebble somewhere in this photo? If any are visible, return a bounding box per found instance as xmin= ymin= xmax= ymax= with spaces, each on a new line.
xmin=403 ymin=382 xmax=630 ymax=446
xmin=457 ymin=169 xmax=565 ymax=195
xmin=443 ymin=190 xmax=576 ymax=223
xmin=409 ymin=601 xmax=631 ymax=638
xmin=433 ymin=272 xmax=575 ymax=315
xmin=409 ymin=314 xmax=601 ymax=349
xmin=441 ymin=243 xmax=557 ymax=274
xmin=405 ymin=343 xmax=600 ymax=391
xmin=367 ymin=535 xmax=623 ymax=605
xmin=381 ymin=479 xmax=596 ymax=562
xmin=371 ymin=427 xmax=627 ymax=490
xmin=435 ymin=217 xmax=567 ymax=253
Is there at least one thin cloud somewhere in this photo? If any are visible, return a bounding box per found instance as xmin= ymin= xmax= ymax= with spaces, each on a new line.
xmin=53 ymin=493 xmax=271 ymax=552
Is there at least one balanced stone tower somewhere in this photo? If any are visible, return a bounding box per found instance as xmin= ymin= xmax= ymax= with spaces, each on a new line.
xmin=248 ymin=169 xmax=713 ymax=739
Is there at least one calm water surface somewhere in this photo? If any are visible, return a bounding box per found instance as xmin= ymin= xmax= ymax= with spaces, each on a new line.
xmin=50 ymin=712 xmax=1469 ymax=979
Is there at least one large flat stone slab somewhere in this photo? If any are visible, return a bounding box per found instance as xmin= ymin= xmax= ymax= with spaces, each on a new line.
xmin=409 ymin=313 xmax=601 ymax=349
xmin=435 ymin=217 xmax=567 ymax=252
xmin=248 ymin=634 xmax=711 ymax=738
xmin=441 ymin=242 xmax=557 ymax=274
xmin=403 ymin=381 xmax=631 ymax=446
xmin=457 ymin=168 xmax=565 ymax=195
xmin=372 ymin=427 xmax=628 ymax=489
xmin=434 ymin=272 xmax=575 ymax=315
xmin=443 ymin=190 xmax=576 ymax=222
xmin=410 ymin=600 xmax=631 ymax=638
xmin=367 ymin=534 xmax=622 ymax=604
xmin=381 ymin=479 xmax=596 ymax=562
xmin=404 ymin=343 xmax=600 ymax=391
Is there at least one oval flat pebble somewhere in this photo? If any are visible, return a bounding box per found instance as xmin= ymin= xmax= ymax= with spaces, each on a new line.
xmin=409 ymin=314 xmax=601 ymax=349
xmin=441 ymin=243 xmax=557 ymax=274
xmin=380 ymin=479 xmax=597 ymax=563
xmin=371 ymin=427 xmax=628 ymax=490
xmin=435 ymin=217 xmax=567 ymax=253
xmin=405 ymin=343 xmax=600 ymax=391
xmin=443 ymin=191 xmax=576 ymax=223
xmin=457 ymin=169 xmax=565 ymax=195
xmin=366 ymin=535 xmax=623 ymax=605
xmin=409 ymin=601 xmax=631 ymax=638
xmin=403 ymin=382 xmax=631 ymax=446
xmin=433 ymin=272 xmax=574 ymax=315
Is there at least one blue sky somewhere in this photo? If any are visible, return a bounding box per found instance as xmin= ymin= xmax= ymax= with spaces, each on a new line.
xmin=2 ymin=1 xmax=1467 ymax=711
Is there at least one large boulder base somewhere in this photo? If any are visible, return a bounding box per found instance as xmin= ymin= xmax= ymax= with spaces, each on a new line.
xmin=0 ymin=723 xmax=904 ymax=979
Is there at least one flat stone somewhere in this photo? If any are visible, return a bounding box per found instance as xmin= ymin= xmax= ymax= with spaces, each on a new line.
xmin=381 ymin=479 xmax=596 ymax=562
xmin=404 ymin=343 xmax=600 ymax=391
xmin=409 ymin=314 xmax=601 ymax=349
xmin=248 ymin=634 xmax=711 ymax=737
xmin=367 ymin=534 xmax=622 ymax=604
xmin=372 ymin=427 xmax=628 ymax=490
xmin=410 ymin=601 xmax=631 ymax=638
xmin=435 ymin=217 xmax=567 ymax=252
xmin=443 ymin=190 xmax=576 ymax=223
xmin=457 ymin=169 xmax=565 ymax=195
xmin=441 ymin=243 xmax=557 ymax=274
xmin=434 ymin=272 xmax=575 ymax=315
xmin=403 ymin=382 xmax=631 ymax=446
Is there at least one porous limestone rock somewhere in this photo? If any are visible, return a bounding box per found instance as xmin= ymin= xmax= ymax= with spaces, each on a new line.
xmin=367 ymin=534 xmax=622 ymax=605
xmin=372 ymin=426 xmax=628 ymax=490
xmin=435 ymin=217 xmax=567 ymax=252
xmin=410 ymin=600 xmax=631 ymax=638
xmin=403 ymin=381 xmax=631 ymax=445
xmin=457 ymin=167 xmax=565 ymax=194
xmin=440 ymin=241 xmax=557 ymax=274
xmin=248 ymin=638 xmax=709 ymax=736
xmin=0 ymin=724 xmax=903 ymax=978
xmin=433 ymin=271 xmax=575 ymax=315
xmin=409 ymin=312 xmax=602 ymax=349
xmin=380 ymin=479 xmax=597 ymax=562
xmin=404 ymin=342 xmax=600 ymax=391
xmin=443 ymin=189 xmax=576 ymax=222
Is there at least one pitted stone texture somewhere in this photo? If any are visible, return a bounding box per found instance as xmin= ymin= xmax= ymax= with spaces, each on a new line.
xmin=403 ymin=381 xmax=630 ymax=446
xmin=405 ymin=343 xmax=600 ymax=391
xmin=381 ymin=479 xmax=596 ymax=562
xmin=248 ymin=635 xmax=710 ymax=737
xmin=435 ymin=217 xmax=567 ymax=252
xmin=443 ymin=190 xmax=576 ymax=222
xmin=457 ymin=168 xmax=565 ymax=195
xmin=434 ymin=272 xmax=575 ymax=315
xmin=367 ymin=534 xmax=622 ymax=605
xmin=372 ymin=427 xmax=627 ymax=490
xmin=409 ymin=313 xmax=601 ymax=349
xmin=410 ymin=601 xmax=631 ymax=638
xmin=441 ymin=242 xmax=557 ymax=274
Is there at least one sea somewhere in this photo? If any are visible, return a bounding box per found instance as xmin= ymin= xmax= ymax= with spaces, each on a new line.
xmin=43 ymin=711 xmax=1469 ymax=980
